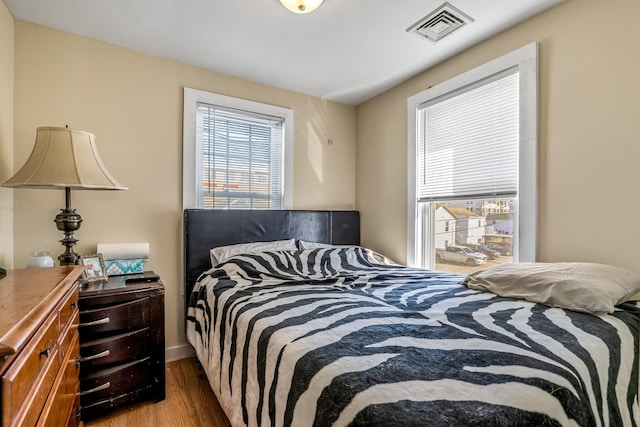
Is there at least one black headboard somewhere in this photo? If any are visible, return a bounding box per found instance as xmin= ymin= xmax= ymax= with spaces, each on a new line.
xmin=183 ymin=209 xmax=360 ymax=312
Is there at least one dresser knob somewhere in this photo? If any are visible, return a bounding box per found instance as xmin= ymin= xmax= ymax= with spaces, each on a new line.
xmin=70 ymin=301 xmax=77 ymax=309
xmin=40 ymin=348 xmax=51 ymax=358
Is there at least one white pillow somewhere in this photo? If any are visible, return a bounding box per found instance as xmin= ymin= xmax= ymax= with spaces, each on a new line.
xmin=297 ymin=241 xmax=335 ymax=250
xmin=462 ymin=262 xmax=640 ymax=314
xmin=210 ymin=239 xmax=297 ymax=266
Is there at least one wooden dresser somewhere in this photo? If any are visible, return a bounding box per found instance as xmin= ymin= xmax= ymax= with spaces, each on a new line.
xmin=0 ymin=266 xmax=84 ymax=427
xmin=78 ymin=274 xmax=165 ymax=419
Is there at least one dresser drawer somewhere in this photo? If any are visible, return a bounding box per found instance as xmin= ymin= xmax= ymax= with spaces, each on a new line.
xmin=38 ymin=331 xmax=80 ymax=427
xmin=79 ymin=297 xmax=150 ymax=335
xmin=80 ymin=357 xmax=152 ymax=405
xmin=2 ymin=312 xmax=60 ymax=422
xmin=79 ymin=328 xmax=150 ymax=372
xmin=59 ymin=310 xmax=79 ymax=364
xmin=16 ymin=345 xmax=60 ymax=427
xmin=58 ymin=286 xmax=79 ymax=335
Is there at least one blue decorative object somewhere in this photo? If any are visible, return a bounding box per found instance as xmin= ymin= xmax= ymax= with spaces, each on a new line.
xmin=104 ymin=258 xmax=145 ymax=276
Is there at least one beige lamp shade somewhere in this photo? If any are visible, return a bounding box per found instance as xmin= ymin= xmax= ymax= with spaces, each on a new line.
xmin=279 ymin=0 xmax=324 ymax=14
xmin=2 ymin=127 xmax=127 ymax=190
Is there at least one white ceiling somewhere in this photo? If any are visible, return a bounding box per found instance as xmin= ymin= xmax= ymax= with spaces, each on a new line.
xmin=4 ymin=0 xmax=563 ymax=105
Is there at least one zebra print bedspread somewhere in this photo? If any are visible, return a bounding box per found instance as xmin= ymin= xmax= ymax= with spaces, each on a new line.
xmin=186 ymin=247 xmax=640 ymax=427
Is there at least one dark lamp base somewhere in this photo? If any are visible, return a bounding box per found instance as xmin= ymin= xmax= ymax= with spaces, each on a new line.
xmin=54 ymin=206 xmax=83 ymax=266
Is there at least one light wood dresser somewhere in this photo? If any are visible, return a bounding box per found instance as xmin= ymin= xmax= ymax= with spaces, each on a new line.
xmin=0 ymin=266 xmax=84 ymax=427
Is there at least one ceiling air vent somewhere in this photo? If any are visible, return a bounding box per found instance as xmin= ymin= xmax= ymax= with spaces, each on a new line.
xmin=407 ymin=2 xmax=474 ymax=43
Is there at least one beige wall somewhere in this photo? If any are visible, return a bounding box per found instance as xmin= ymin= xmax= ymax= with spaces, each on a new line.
xmin=10 ymin=0 xmax=640 ymax=353
xmin=13 ymin=21 xmax=356 ymax=353
xmin=0 ymin=1 xmax=14 ymax=268
xmin=356 ymin=0 xmax=640 ymax=271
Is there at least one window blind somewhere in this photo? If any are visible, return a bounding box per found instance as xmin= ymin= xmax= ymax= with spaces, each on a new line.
xmin=196 ymin=102 xmax=285 ymax=209
xmin=417 ymin=69 xmax=519 ymax=202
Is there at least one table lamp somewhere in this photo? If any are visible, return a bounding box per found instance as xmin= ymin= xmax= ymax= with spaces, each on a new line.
xmin=1 ymin=126 xmax=127 ymax=265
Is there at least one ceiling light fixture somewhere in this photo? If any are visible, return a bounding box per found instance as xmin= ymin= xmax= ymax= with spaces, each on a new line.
xmin=279 ymin=0 xmax=324 ymax=14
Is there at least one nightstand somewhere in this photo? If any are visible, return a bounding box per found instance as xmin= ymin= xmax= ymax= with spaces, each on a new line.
xmin=77 ymin=272 xmax=165 ymax=420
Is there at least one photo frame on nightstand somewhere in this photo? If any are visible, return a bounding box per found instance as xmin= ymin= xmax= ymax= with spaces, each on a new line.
xmin=79 ymin=253 xmax=108 ymax=283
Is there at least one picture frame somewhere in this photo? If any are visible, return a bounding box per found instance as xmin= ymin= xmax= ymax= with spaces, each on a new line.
xmin=79 ymin=253 xmax=108 ymax=283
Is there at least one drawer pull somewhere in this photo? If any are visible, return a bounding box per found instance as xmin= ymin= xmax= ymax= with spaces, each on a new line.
xmin=79 ymin=349 xmax=110 ymax=363
xmin=79 ymin=317 xmax=110 ymax=327
xmin=40 ymin=347 xmax=51 ymax=358
xmin=71 ymin=301 xmax=77 ymax=309
xmin=80 ymin=382 xmax=111 ymax=396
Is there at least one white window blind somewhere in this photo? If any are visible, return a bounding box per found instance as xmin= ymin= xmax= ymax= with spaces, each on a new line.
xmin=196 ymin=102 xmax=285 ymax=209
xmin=417 ymin=69 xmax=519 ymax=202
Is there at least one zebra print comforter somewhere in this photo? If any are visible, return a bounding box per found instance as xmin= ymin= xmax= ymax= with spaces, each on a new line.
xmin=186 ymin=247 xmax=640 ymax=427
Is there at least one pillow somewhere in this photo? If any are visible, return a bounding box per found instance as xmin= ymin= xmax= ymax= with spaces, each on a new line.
xmin=297 ymin=241 xmax=398 ymax=265
xmin=627 ymin=292 xmax=640 ymax=301
xmin=210 ymin=239 xmax=297 ymax=266
xmin=462 ymin=262 xmax=640 ymax=314
xmin=297 ymin=241 xmax=334 ymax=250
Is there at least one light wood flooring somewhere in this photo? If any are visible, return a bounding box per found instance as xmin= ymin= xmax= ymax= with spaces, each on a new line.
xmin=85 ymin=358 xmax=231 ymax=427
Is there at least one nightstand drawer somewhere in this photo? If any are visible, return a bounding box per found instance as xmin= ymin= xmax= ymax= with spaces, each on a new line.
xmin=79 ymin=328 xmax=150 ymax=371
xmin=80 ymin=358 xmax=152 ymax=403
xmin=79 ymin=297 xmax=150 ymax=335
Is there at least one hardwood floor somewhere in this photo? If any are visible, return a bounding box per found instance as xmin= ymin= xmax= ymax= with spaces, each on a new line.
xmin=85 ymin=358 xmax=231 ymax=427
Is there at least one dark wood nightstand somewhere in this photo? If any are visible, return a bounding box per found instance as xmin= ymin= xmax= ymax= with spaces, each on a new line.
xmin=77 ymin=272 xmax=165 ymax=420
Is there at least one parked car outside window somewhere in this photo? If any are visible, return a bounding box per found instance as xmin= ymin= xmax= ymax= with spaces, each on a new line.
xmin=466 ymin=243 xmax=501 ymax=260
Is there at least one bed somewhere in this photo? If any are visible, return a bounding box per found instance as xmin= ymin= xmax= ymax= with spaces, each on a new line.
xmin=184 ymin=209 xmax=640 ymax=427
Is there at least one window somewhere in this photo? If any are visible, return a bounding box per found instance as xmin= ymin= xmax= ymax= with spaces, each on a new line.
xmin=183 ymin=88 xmax=293 ymax=209
xmin=407 ymin=43 xmax=537 ymax=271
